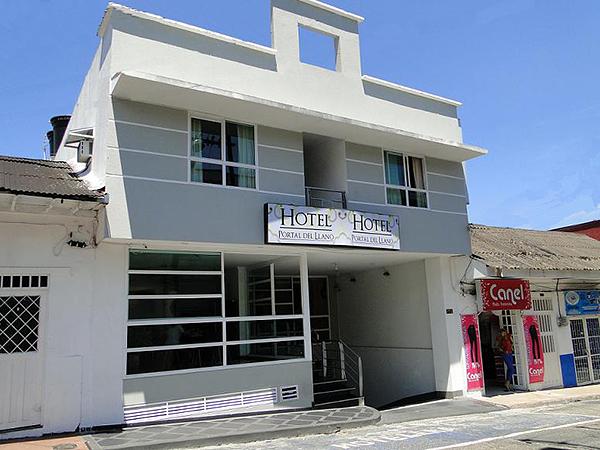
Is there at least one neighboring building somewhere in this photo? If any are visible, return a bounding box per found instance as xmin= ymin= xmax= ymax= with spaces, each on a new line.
xmin=1 ymin=0 xmax=487 ymax=438
xmin=452 ymin=224 xmax=600 ymax=396
xmin=0 ymin=156 xmax=107 ymax=434
xmin=555 ymin=220 xmax=600 ymax=241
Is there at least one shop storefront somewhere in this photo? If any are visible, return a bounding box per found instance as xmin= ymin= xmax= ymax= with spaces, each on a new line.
xmin=455 ymin=224 xmax=600 ymax=397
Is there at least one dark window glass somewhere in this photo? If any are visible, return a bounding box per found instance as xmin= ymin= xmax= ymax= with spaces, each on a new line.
xmin=129 ymin=252 xmax=220 ymax=271
xmin=1 ymin=276 xmax=10 ymax=288
xmin=191 ymin=118 xmax=221 ymax=160
xmin=30 ymin=276 xmax=39 ymax=288
xmin=191 ymin=161 xmax=222 ymax=185
xmin=226 ymin=319 xmax=303 ymax=341
xmin=129 ymin=298 xmax=222 ymax=320
xmin=21 ymin=277 xmax=30 ymax=288
xmin=127 ymin=322 xmax=222 ymax=348
xmin=225 ymin=122 xmax=255 ymax=164
xmin=406 ymin=156 xmax=426 ymax=189
xmin=310 ymin=317 xmax=329 ymax=330
xmin=127 ymin=346 xmax=222 ymax=374
xmin=385 ymin=152 xmax=405 ymax=186
xmin=225 ymin=166 xmax=256 ymax=188
xmin=227 ymin=341 xmax=304 ymax=365
xmin=129 ymin=274 xmax=221 ymax=296
xmin=12 ymin=276 xmax=20 ymax=288
xmin=308 ymin=278 xmax=329 ymax=316
xmin=386 ymin=188 xmax=406 ymax=206
xmin=275 ymin=277 xmax=292 ymax=289
xmin=40 ymin=276 xmax=48 ymax=288
xmin=408 ymin=190 xmax=428 ymax=208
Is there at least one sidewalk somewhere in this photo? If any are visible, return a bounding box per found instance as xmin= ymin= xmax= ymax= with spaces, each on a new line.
xmin=479 ymin=383 xmax=600 ymax=409
xmin=84 ymin=406 xmax=378 ymax=449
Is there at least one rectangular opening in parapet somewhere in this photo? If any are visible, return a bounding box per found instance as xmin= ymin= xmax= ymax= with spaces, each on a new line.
xmin=298 ymin=25 xmax=337 ymax=71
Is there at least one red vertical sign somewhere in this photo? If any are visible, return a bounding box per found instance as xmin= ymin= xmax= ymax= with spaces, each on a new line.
xmin=461 ymin=314 xmax=484 ymax=391
xmin=523 ymin=315 xmax=544 ymax=384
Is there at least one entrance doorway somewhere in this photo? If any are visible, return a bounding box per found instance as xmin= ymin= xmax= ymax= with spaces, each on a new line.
xmin=570 ymin=317 xmax=600 ymax=384
xmin=478 ymin=310 xmax=525 ymax=392
xmin=0 ymin=287 xmax=45 ymax=432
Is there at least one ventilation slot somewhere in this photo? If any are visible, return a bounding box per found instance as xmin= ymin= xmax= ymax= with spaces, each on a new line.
xmin=280 ymin=385 xmax=299 ymax=401
xmin=124 ymin=387 xmax=278 ymax=424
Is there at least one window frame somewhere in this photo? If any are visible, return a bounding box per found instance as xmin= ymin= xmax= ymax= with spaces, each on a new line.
xmin=188 ymin=113 xmax=259 ymax=190
xmin=383 ymin=150 xmax=430 ymax=209
xmin=125 ymin=250 xmax=307 ymax=379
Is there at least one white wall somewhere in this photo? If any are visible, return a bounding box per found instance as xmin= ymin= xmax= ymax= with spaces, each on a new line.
xmin=336 ymin=260 xmax=435 ymax=407
xmin=0 ymin=214 xmax=127 ymax=439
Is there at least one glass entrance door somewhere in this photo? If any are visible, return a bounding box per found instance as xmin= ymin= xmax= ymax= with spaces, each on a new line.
xmin=570 ymin=317 xmax=600 ymax=384
xmin=288 ymin=277 xmax=330 ymax=342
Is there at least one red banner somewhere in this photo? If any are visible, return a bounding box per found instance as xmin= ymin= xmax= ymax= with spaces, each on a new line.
xmin=479 ymin=279 xmax=532 ymax=311
xmin=461 ymin=314 xmax=484 ymax=391
xmin=523 ymin=315 xmax=544 ymax=384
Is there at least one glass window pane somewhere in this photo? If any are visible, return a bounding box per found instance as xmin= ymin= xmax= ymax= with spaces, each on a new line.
xmin=191 ymin=161 xmax=222 ymax=185
xmin=386 ymin=188 xmax=406 ymax=206
xmin=385 ymin=152 xmax=405 ymax=186
xmin=128 ymin=323 xmax=222 ymax=348
xmin=227 ymin=341 xmax=304 ymax=365
xmin=226 ymin=166 xmax=256 ymax=188
xmin=191 ymin=118 xmax=221 ymax=160
xmin=127 ymin=346 xmax=222 ymax=374
xmin=408 ymin=190 xmax=428 ymax=208
xmin=226 ymin=122 xmax=255 ymax=164
xmin=226 ymin=319 xmax=304 ymax=341
xmin=129 ymin=251 xmax=221 ymax=271
xmin=407 ymin=156 xmax=425 ymax=189
xmin=129 ymin=274 xmax=221 ymax=295
xmin=129 ymin=298 xmax=222 ymax=320
xmin=310 ymin=316 xmax=330 ymax=330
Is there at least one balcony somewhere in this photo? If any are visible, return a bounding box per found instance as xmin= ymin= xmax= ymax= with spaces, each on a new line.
xmin=305 ymin=187 xmax=347 ymax=209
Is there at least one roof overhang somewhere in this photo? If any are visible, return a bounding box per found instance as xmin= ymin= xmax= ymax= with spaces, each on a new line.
xmin=111 ymin=71 xmax=487 ymax=163
xmin=0 ymin=192 xmax=104 ymax=218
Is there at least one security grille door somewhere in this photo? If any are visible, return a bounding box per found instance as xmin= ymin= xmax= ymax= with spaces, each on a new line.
xmin=0 ymin=292 xmax=44 ymax=431
xmin=587 ymin=318 xmax=600 ymax=382
xmin=569 ymin=318 xmax=600 ymax=385
xmin=501 ymin=310 xmax=525 ymax=389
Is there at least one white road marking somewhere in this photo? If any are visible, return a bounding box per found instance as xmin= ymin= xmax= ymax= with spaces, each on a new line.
xmin=428 ymin=417 xmax=600 ymax=449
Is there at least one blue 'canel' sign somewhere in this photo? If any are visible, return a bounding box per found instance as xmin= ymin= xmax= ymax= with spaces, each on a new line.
xmin=564 ymin=290 xmax=600 ymax=315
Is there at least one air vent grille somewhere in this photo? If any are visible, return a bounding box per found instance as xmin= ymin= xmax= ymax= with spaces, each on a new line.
xmin=280 ymin=385 xmax=299 ymax=401
xmin=124 ymin=387 xmax=278 ymax=424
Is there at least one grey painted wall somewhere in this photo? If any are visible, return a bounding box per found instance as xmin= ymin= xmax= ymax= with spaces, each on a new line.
xmin=336 ymin=260 xmax=435 ymax=407
xmin=123 ymin=360 xmax=313 ymax=409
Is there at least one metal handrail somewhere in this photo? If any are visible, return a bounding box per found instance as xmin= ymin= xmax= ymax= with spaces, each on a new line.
xmin=311 ymin=340 xmax=363 ymax=398
xmin=305 ymin=187 xmax=347 ymax=209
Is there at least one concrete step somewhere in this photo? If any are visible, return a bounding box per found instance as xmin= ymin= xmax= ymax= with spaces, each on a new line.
xmin=313 ymin=397 xmax=363 ymax=409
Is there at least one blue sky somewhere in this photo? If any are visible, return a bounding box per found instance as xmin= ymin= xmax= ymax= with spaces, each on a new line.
xmin=1 ymin=0 xmax=599 ymax=230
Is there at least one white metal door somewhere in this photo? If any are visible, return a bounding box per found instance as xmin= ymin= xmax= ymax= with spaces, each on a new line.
xmin=0 ymin=288 xmax=44 ymax=432
xmin=569 ymin=317 xmax=600 ymax=385
xmin=531 ymin=293 xmax=562 ymax=388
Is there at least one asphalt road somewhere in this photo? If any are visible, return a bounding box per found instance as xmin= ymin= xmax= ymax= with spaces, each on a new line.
xmin=197 ymin=399 xmax=600 ymax=450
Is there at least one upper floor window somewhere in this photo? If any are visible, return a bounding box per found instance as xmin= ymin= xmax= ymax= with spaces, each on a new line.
xmin=190 ymin=118 xmax=256 ymax=189
xmin=384 ymin=151 xmax=428 ymax=208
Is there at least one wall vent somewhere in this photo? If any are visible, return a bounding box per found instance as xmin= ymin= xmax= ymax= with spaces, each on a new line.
xmin=280 ymin=385 xmax=299 ymax=401
xmin=123 ymin=387 xmax=278 ymax=424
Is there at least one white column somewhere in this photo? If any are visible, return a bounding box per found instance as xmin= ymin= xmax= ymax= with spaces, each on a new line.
xmin=300 ymin=253 xmax=312 ymax=362
xmin=425 ymin=256 xmax=467 ymax=396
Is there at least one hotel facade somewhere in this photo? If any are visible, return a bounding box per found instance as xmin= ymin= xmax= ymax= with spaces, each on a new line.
xmin=0 ymin=0 xmax=488 ymax=437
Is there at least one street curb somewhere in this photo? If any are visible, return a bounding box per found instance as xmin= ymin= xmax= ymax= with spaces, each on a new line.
xmin=85 ymin=408 xmax=381 ymax=450
xmin=484 ymin=393 xmax=600 ymax=411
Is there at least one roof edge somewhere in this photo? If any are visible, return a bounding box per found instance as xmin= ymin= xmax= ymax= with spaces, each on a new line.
xmin=294 ymin=0 xmax=364 ymax=23
xmin=362 ymin=75 xmax=462 ymax=107
xmin=98 ymin=3 xmax=277 ymax=56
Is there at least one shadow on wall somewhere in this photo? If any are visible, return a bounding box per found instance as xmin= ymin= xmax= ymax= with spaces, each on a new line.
xmin=362 ymin=80 xmax=458 ymax=118
xmin=113 ymin=13 xmax=278 ymax=71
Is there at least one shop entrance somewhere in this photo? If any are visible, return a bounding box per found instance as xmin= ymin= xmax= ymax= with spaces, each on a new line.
xmin=570 ymin=317 xmax=600 ymax=384
xmin=478 ymin=310 xmax=525 ymax=392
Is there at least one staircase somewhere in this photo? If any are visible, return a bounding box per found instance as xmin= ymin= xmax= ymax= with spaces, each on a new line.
xmin=312 ymin=340 xmax=364 ymax=408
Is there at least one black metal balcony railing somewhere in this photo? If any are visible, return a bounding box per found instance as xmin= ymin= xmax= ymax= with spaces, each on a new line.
xmin=305 ymin=187 xmax=347 ymax=209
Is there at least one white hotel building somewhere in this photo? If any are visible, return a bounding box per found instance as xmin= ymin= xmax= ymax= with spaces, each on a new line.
xmin=0 ymin=0 xmax=487 ymax=437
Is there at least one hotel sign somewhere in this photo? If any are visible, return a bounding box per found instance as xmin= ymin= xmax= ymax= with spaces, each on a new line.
xmin=265 ymin=204 xmax=400 ymax=250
